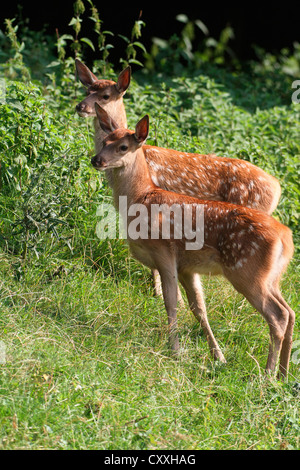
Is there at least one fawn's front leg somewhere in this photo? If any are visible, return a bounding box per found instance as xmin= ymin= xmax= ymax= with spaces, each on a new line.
xmin=152 ymin=268 xmax=185 ymax=307
xmin=179 ymin=271 xmax=226 ymax=363
xmin=157 ymin=264 xmax=180 ymax=354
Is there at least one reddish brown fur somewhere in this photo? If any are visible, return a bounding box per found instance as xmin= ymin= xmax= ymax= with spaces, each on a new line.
xmin=143 ymin=145 xmax=281 ymax=214
xmin=92 ymin=111 xmax=295 ymax=378
xmin=127 ymin=180 xmax=292 ymax=277
xmin=88 ymin=80 xmax=116 ymax=91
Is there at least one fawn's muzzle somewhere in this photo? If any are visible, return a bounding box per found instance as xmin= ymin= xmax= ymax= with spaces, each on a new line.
xmin=91 ymin=155 xmax=107 ymax=170
xmin=76 ymin=102 xmax=92 ymax=116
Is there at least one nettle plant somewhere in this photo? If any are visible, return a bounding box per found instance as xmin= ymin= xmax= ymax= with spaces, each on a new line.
xmin=0 ymin=80 xmax=91 ymax=258
xmin=52 ymin=0 xmax=146 ymax=83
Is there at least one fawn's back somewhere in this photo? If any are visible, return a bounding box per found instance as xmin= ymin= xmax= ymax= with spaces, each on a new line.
xmin=143 ymin=145 xmax=281 ymax=215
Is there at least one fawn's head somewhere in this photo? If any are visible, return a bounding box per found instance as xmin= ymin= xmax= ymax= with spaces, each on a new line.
xmin=75 ymin=59 xmax=131 ymax=117
xmin=91 ymin=104 xmax=149 ymax=170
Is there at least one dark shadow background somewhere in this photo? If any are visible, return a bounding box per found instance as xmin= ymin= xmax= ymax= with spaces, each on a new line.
xmin=1 ymin=2 xmax=299 ymax=63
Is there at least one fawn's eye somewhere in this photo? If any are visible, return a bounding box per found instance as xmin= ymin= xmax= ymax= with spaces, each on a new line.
xmin=120 ymin=145 xmax=128 ymax=152
xmin=102 ymin=94 xmax=110 ymax=100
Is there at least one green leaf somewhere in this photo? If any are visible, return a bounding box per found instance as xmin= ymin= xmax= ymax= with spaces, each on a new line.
xmin=46 ymin=61 xmax=61 ymax=68
xmin=68 ymin=17 xmax=82 ymax=27
xmin=128 ymin=59 xmax=144 ymax=66
xmin=176 ymin=14 xmax=188 ymax=24
xmin=29 ymin=143 xmax=38 ymax=157
xmin=80 ymin=37 xmax=95 ymax=51
xmin=7 ymin=99 xmax=24 ymax=112
xmin=132 ymin=41 xmax=147 ymax=53
xmin=58 ymin=34 xmax=74 ymax=42
xmin=118 ymin=34 xmax=130 ymax=44
xmin=195 ymin=19 xmax=209 ymax=36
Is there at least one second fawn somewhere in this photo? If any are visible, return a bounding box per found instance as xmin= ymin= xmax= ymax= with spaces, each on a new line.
xmin=75 ymin=59 xmax=131 ymax=187
xmin=91 ymin=104 xmax=295 ymax=379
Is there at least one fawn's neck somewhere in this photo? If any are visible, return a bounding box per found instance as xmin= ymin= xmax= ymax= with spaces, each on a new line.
xmin=94 ymin=101 xmax=127 ymax=187
xmin=111 ymin=148 xmax=155 ymax=210
xmin=94 ymin=101 xmax=127 ymax=153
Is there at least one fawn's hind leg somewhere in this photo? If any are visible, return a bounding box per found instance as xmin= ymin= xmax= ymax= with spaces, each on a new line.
xmin=226 ymin=268 xmax=291 ymax=376
xmin=270 ymin=288 xmax=295 ymax=378
xmin=262 ymin=293 xmax=290 ymax=374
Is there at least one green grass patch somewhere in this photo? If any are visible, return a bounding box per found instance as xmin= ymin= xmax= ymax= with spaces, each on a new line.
xmin=0 ymin=253 xmax=299 ymax=450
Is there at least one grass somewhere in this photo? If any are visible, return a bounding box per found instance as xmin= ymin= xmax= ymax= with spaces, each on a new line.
xmin=0 ymin=12 xmax=300 ymax=450
xmin=0 ymin=249 xmax=299 ymax=450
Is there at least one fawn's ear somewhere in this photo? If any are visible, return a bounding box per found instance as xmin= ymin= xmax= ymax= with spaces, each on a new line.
xmin=95 ymin=103 xmax=119 ymax=134
xmin=116 ymin=66 xmax=131 ymax=94
xmin=75 ymin=59 xmax=98 ymax=86
xmin=134 ymin=115 xmax=149 ymax=145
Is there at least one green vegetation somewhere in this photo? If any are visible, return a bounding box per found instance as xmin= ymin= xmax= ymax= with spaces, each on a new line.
xmin=0 ymin=1 xmax=299 ymax=450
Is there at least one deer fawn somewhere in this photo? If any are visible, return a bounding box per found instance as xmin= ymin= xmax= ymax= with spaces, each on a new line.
xmin=75 ymin=60 xmax=281 ymax=301
xmin=75 ymin=59 xmax=131 ymax=186
xmin=91 ymin=104 xmax=295 ymax=379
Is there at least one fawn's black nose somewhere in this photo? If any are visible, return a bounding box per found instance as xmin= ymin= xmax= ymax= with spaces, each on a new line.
xmin=76 ymin=103 xmax=85 ymax=112
xmin=91 ymin=155 xmax=106 ymax=169
xmin=91 ymin=155 xmax=98 ymax=167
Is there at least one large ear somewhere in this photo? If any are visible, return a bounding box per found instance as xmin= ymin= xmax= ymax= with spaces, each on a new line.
xmin=116 ymin=66 xmax=131 ymax=94
xmin=95 ymin=103 xmax=119 ymax=134
xmin=75 ymin=58 xmax=98 ymax=86
xmin=134 ymin=115 xmax=149 ymax=145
